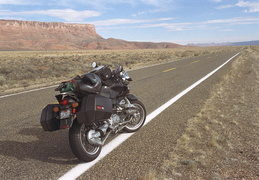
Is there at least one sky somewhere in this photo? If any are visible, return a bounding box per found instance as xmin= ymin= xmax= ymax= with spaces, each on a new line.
xmin=0 ymin=0 xmax=258 ymax=45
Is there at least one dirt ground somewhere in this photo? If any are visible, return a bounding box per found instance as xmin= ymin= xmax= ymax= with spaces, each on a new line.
xmin=143 ymin=47 xmax=258 ymax=179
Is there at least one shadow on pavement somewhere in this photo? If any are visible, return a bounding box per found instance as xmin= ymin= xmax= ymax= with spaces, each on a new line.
xmin=0 ymin=126 xmax=80 ymax=165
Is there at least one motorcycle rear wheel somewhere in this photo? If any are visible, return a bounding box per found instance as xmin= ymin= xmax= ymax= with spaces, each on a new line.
xmin=123 ymin=100 xmax=146 ymax=133
xmin=69 ymin=120 xmax=102 ymax=162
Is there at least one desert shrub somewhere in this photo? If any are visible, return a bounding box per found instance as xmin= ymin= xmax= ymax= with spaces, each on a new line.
xmin=0 ymin=66 xmax=13 ymax=75
xmin=0 ymin=75 xmax=6 ymax=86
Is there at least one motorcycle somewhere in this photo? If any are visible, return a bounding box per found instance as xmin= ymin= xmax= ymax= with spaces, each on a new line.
xmin=40 ymin=62 xmax=146 ymax=162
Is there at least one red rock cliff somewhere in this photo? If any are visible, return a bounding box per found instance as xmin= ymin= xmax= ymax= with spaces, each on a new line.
xmin=0 ymin=20 xmax=103 ymax=50
xmin=0 ymin=20 xmax=181 ymax=50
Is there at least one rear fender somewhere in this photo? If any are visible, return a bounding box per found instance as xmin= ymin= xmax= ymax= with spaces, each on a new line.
xmin=126 ymin=94 xmax=138 ymax=101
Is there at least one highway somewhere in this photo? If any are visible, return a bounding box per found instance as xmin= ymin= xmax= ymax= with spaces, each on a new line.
xmin=0 ymin=51 xmax=241 ymax=180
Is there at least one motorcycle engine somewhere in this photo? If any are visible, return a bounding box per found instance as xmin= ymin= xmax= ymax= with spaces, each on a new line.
xmin=108 ymin=114 xmax=121 ymax=129
xmin=107 ymin=98 xmax=130 ymax=131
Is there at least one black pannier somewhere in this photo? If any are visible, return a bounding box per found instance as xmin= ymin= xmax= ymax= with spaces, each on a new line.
xmin=40 ymin=104 xmax=60 ymax=131
xmin=76 ymin=94 xmax=113 ymax=124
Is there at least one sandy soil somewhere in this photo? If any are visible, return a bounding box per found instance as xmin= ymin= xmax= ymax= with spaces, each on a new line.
xmin=152 ymin=47 xmax=259 ymax=179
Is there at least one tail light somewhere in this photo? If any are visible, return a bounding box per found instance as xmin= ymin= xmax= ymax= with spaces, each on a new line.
xmin=60 ymin=125 xmax=69 ymax=129
xmin=72 ymin=102 xmax=79 ymax=108
xmin=60 ymin=98 xmax=69 ymax=106
xmin=72 ymin=108 xmax=77 ymax=114
xmin=60 ymin=98 xmax=78 ymax=113
xmin=53 ymin=107 xmax=59 ymax=112
xmin=72 ymin=103 xmax=78 ymax=114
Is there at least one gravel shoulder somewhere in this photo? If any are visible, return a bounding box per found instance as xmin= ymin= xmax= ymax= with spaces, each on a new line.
xmin=150 ymin=47 xmax=259 ymax=179
xmin=135 ymin=46 xmax=259 ymax=180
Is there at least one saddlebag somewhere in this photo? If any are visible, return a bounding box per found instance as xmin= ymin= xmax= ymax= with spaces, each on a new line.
xmin=76 ymin=94 xmax=113 ymax=124
xmin=40 ymin=104 xmax=60 ymax=131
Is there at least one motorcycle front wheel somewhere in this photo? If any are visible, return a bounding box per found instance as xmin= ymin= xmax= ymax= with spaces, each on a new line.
xmin=123 ymin=100 xmax=146 ymax=133
xmin=69 ymin=120 xmax=102 ymax=162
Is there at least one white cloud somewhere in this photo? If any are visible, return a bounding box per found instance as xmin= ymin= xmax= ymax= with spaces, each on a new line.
xmin=211 ymin=0 xmax=222 ymax=2
xmin=141 ymin=0 xmax=176 ymax=10
xmin=95 ymin=16 xmax=259 ymax=32
xmin=216 ymin=4 xmax=235 ymax=9
xmin=142 ymin=0 xmax=168 ymax=7
xmin=57 ymin=0 xmax=175 ymax=11
xmin=54 ymin=0 xmax=137 ymax=10
xmin=0 ymin=9 xmax=102 ymax=21
xmin=205 ymin=17 xmax=259 ymax=24
xmin=138 ymin=22 xmax=193 ymax=31
xmin=0 ymin=0 xmax=41 ymax=5
xmin=216 ymin=0 xmax=259 ymax=12
xmin=43 ymin=9 xmax=102 ymax=21
xmin=164 ymin=17 xmax=259 ymax=31
xmin=88 ymin=17 xmax=174 ymax=26
xmin=0 ymin=0 xmax=136 ymax=9
xmin=131 ymin=9 xmax=162 ymax=17
xmin=131 ymin=0 xmax=178 ymax=17
xmin=236 ymin=0 xmax=259 ymax=12
xmin=219 ymin=29 xmax=234 ymax=32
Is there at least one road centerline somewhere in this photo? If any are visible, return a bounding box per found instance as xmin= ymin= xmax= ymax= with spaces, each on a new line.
xmin=189 ymin=60 xmax=200 ymax=64
xmin=163 ymin=67 xmax=176 ymax=72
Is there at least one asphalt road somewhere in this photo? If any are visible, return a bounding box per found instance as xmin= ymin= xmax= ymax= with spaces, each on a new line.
xmin=0 ymin=51 xmax=241 ymax=180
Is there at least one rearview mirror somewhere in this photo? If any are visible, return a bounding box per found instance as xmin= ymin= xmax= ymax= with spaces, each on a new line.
xmin=91 ymin=62 xmax=97 ymax=68
xmin=115 ymin=65 xmax=123 ymax=74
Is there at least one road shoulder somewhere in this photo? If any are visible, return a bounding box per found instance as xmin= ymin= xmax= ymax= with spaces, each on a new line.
xmin=157 ymin=47 xmax=259 ymax=179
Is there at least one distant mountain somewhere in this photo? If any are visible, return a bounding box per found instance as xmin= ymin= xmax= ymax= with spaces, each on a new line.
xmin=0 ymin=19 xmax=181 ymax=50
xmin=228 ymin=40 xmax=259 ymax=46
xmin=188 ymin=40 xmax=259 ymax=47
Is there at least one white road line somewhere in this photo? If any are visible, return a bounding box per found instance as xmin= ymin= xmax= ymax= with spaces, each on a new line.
xmin=58 ymin=52 xmax=241 ymax=180
xmin=0 ymin=85 xmax=57 ymax=99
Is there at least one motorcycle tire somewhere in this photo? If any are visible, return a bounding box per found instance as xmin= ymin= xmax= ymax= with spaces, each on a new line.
xmin=123 ymin=100 xmax=146 ymax=133
xmin=69 ymin=120 xmax=102 ymax=162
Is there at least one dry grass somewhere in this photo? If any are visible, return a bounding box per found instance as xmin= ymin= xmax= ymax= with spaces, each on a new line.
xmin=157 ymin=45 xmax=259 ymax=179
xmin=0 ymin=46 xmax=243 ymax=95
xmin=139 ymin=171 xmax=156 ymax=180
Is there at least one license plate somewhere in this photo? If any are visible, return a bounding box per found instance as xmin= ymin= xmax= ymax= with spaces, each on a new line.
xmin=60 ymin=109 xmax=71 ymax=119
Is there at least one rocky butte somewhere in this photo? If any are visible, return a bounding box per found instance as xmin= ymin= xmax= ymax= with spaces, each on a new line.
xmin=0 ymin=20 xmax=181 ymax=50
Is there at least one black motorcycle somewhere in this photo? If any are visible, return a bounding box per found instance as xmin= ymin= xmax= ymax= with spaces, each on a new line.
xmin=40 ymin=62 xmax=146 ymax=162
